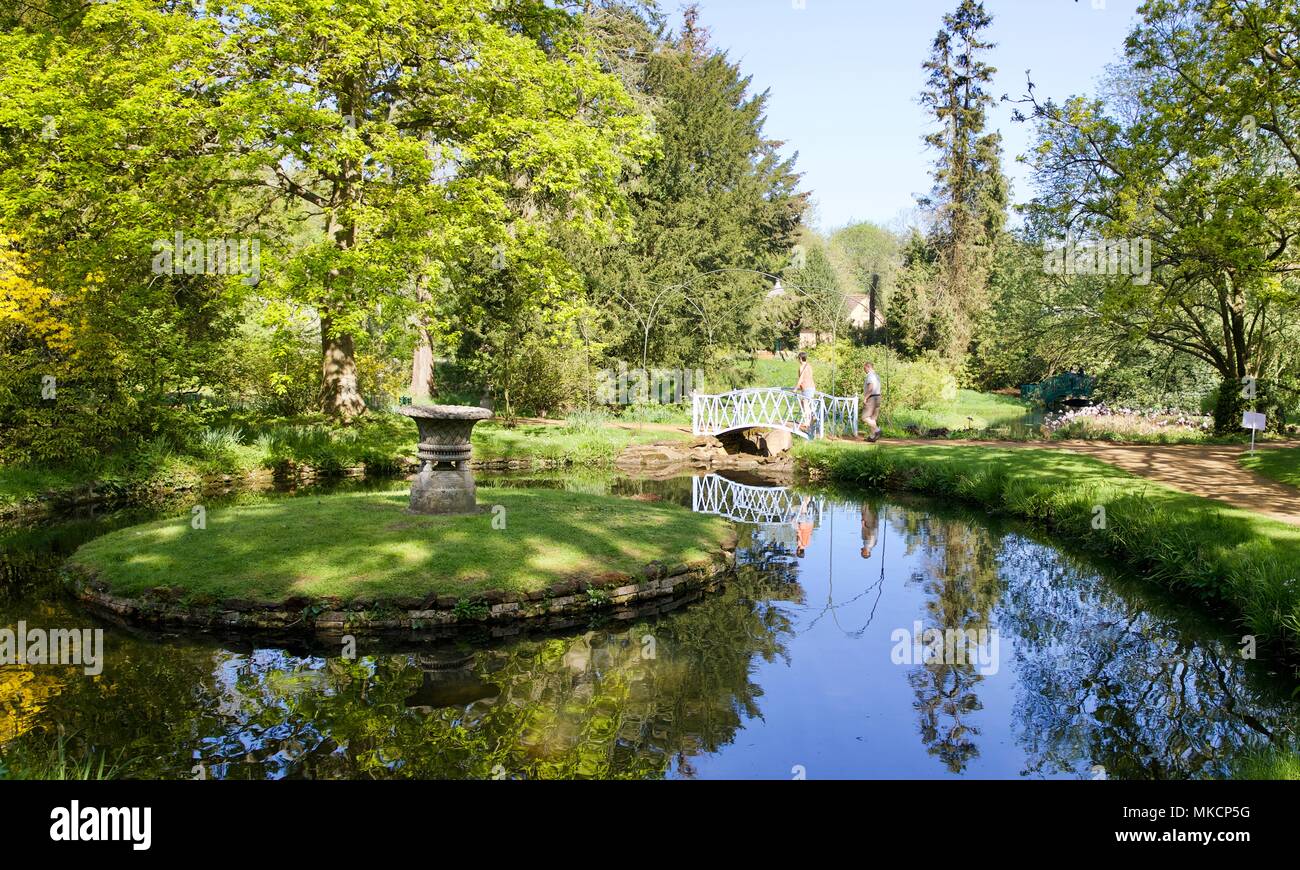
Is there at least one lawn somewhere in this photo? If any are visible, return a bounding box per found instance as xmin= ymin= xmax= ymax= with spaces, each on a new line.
xmin=882 ymin=388 xmax=1034 ymax=435
xmin=1241 ymin=446 xmax=1300 ymax=489
xmin=472 ymin=419 xmax=687 ymax=463
xmin=68 ymin=487 xmax=730 ymax=603
xmin=741 ymin=354 xmax=828 ymax=390
xmin=796 ymin=440 xmax=1300 ymax=656
xmin=0 ymin=465 xmax=87 ymax=507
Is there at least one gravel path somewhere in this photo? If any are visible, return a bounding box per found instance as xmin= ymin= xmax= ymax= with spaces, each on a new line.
xmin=883 ymin=438 xmax=1300 ymax=527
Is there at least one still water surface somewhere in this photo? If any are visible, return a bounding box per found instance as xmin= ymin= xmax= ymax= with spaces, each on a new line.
xmin=1 ymin=471 xmax=1296 ymax=779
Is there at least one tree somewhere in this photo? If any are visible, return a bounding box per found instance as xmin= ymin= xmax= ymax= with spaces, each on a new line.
xmin=1018 ymin=0 xmax=1300 ymax=430
xmin=781 ymin=233 xmax=843 ymax=339
xmin=887 ymin=230 xmax=942 ymax=358
xmin=215 ymin=0 xmax=653 ymax=418
xmin=913 ymin=0 xmax=1008 ymax=360
xmin=0 ymin=1 xmax=246 ymax=462
xmin=828 ymin=221 xmax=901 ymax=342
xmin=573 ymin=3 xmax=807 ymax=371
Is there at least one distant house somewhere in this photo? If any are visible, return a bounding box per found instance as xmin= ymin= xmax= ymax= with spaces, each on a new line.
xmin=796 ymin=293 xmax=885 ymax=348
xmin=845 ymin=293 xmax=884 ymax=331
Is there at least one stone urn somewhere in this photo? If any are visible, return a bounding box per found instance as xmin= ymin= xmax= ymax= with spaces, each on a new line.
xmin=397 ymin=404 xmax=493 ymax=514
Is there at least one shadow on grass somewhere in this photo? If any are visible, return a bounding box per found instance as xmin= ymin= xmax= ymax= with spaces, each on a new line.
xmin=70 ymin=487 xmax=730 ymax=603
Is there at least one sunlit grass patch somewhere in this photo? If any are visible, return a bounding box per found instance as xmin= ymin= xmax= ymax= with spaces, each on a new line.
xmin=69 ymin=487 xmax=730 ymax=603
xmin=1241 ymin=446 xmax=1300 ymax=490
xmin=1230 ymin=747 xmax=1300 ymax=780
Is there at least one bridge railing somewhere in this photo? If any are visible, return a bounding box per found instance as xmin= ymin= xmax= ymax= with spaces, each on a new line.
xmin=691 ymin=388 xmax=858 ymax=440
xmin=692 ymin=474 xmax=823 ymax=526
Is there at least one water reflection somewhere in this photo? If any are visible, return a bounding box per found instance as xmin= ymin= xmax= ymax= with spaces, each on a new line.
xmin=1 ymin=473 xmax=1297 ymax=778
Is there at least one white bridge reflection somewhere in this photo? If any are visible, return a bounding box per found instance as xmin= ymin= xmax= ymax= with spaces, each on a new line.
xmin=691 ymin=474 xmax=822 ymax=527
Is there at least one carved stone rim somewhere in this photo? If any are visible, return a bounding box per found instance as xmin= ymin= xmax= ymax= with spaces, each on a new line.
xmin=398 ymin=404 xmax=493 ymax=421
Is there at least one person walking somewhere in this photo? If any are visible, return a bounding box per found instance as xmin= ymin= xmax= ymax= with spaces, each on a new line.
xmin=860 ymin=501 xmax=879 ymax=560
xmin=795 ymin=495 xmax=815 ymax=558
xmin=796 ymin=352 xmax=816 ymax=434
xmin=862 ymin=361 xmax=882 ymax=442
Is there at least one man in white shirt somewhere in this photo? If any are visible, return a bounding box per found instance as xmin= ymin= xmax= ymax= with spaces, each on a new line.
xmin=862 ymin=361 xmax=882 ymax=442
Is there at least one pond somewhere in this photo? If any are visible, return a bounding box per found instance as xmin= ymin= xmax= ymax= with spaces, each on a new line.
xmin=1 ymin=470 xmax=1297 ymax=779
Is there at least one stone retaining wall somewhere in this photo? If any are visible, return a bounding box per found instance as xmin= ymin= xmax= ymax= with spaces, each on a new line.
xmin=615 ymin=435 xmax=794 ymax=479
xmin=67 ymin=545 xmax=737 ymax=640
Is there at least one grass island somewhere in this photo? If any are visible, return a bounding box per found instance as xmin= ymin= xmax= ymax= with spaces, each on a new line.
xmin=66 ymin=487 xmax=736 ymax=635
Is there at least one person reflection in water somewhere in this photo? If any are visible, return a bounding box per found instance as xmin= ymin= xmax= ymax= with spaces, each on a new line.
xmin=795 ymin=495 xmax=814 ymax=558
xmin=860 ymin=502 xmax=878 ymax=559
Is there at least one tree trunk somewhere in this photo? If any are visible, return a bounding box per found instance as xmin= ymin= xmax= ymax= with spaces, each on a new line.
xmin=409 ymin=272 xmax=435 ymax=401
xmin=320 ymin=315 xmax=366 ymax=420
xmin=410 ymin=340 xmax=434 ymax=401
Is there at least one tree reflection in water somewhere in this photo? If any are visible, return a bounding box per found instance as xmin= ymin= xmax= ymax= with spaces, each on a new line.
xmin=997 ymin=536 xmax=1295 ymax=780
xmin=2 ymin=483 xmax=1297 ymax=779
xmin=893 ymin=510 xmax=1003 ymax=773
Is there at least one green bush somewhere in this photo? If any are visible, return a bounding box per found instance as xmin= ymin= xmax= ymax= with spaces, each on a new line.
xmin=1206 ymin=377 xmax=1293 ymax=434
xmin=564 ymin=408 xmax=613 ymax=436
xmin=812 ymin=341 xmax=958 ymax=409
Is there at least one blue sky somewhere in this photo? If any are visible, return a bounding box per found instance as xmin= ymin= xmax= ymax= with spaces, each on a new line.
xmin=689 ymin=0 xmax=1143 ymax=230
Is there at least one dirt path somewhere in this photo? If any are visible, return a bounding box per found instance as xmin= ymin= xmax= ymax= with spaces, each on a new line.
xmin=882 ymin=438 xmax=1300 ymax=527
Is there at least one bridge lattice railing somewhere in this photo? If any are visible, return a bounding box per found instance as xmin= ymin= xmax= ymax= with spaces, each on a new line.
xmin=691 ymin=388 xmax=858 ymax=440
xmin=691 ymin=474 xmax=822 ymax=526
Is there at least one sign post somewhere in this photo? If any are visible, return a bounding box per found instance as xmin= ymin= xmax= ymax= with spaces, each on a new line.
xmin=1242 ymin=411 xmax=1266 ymax=454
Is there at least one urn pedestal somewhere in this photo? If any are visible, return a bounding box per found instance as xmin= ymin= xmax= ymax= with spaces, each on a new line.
xmin=397 ymin=405 xmax=493 ymax=515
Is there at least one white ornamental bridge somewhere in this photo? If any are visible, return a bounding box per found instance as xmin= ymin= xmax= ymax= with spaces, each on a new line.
xmin=691 ymin=474 xmax=823 ymax=527
xmin=691 ymin=387 xmax=858 ymax=440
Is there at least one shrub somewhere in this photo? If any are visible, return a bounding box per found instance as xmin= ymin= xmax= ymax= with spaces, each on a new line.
xmin=814 ymin=341 xmax=958 ymax=409
xmin=564 ymin=408 xmax=612 ymax=436
xmin=196 ymin=425 xmax=245 ymax=458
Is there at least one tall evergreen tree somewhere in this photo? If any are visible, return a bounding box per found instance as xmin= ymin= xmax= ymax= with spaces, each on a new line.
xmin=573 ymin=4 xmax=808 ymax=371
xmin=915 ymin=0 xmax=1008 ymax=361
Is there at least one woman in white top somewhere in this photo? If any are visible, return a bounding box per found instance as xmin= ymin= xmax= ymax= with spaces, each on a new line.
xmin=796 ymin=352 xmax=815 ymax=432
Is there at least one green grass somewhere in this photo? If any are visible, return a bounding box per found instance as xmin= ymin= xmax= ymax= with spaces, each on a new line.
xmin=69 ymin=487 xmax=729 ymax=602
xmin=472 ymin=420 xmax=687 ymax=464
xmin=615 ymin=403 xmax=692 ymax=425
xmin=1241 ymin=446 xmax=1300 ymax=489
xmin=1230 ymin=747 xmax=1300 ymax=780
xmin=0 ymin=464 xmax=86 ymax=507
xmin=743 ymin=354 xmax=828 ymax=390
xmin=796 ymin=440 xmax=1300 ymax=655
xmin=883 ymin=389 xmax=1035 ymax=436
xmin=0 ymin=735 xmax=122 ymax=780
